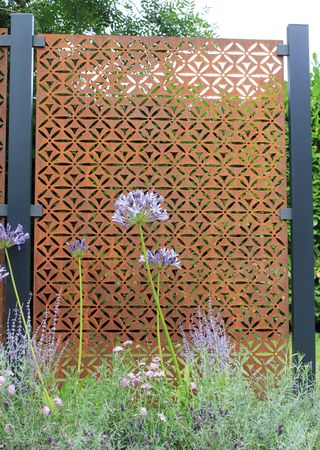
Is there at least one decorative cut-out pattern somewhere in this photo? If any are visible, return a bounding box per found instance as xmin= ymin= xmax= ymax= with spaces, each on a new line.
xmin=0 ymin=30 xmax=7 ymax=338
xmin=34 ymin=36 xmax=288 ymax=374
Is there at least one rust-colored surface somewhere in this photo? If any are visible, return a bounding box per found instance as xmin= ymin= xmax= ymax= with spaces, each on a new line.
xmin=34 ymin=36 xmax=288 ymax=375
xmin=0 ymin=30 xmax=7 ymax=339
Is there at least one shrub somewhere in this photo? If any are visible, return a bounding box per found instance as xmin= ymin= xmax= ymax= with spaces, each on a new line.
xmin=0 ymin=307 xmax=319 ymax=449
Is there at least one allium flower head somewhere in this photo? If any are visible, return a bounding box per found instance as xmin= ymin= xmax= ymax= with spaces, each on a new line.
xmin=139 ymin=248 xmax=181 ymax=270
xmin=66 ymin=239 xmax=88 ymax=258
xmin=0 ymin=375 xmax=5 ymax=386
xmin=0 ymin=224 xmax=29 ymax=250
xmin=112 ymin=190 xmax=169 ymax=229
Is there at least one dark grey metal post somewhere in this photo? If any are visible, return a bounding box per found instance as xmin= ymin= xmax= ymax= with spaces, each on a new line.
xmin=287 ymin=24 xmax=315 ymax=377
xmin=6 ymin=14 xmax=35 ymax=321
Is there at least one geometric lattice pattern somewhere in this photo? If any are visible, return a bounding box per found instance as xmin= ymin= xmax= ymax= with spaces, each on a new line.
xmin=34 ymin=36 xmax=288 ymax=374
xmin=0 ymin=30 xmax=7 ymax=339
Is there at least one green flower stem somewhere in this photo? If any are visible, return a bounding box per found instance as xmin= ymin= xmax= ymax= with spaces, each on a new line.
xmin=156 ymin=271 xmax=165 ymax=372
xmin=77 ymin=257 xmax=84 ymax=374
xmin=138 ymin=224 xmax=182 ymax=386
xmin=4 ymin=248 xmax=53 ymax=407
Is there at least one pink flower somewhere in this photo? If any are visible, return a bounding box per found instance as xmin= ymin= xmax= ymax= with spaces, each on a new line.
xmin=123 ymin=340 xmax=133 ymax=347
xmin=138 ymin=361 xmax=146 ymax=366
xmin=127 ymin=372 xmax=136 ymax=380
xmin=43 ymin=405 xmax=51 ymax=416
xmin=54 ymin=396 xmax=63 ymax=408
xmin=139 ymin=407 xmax=147 ymax=416
xmin=7 ymin=384 xmax=15 ymax=395
xmin=140 ymin=382 xmax=152 ymax=390
xmin=113 ymin=346 xmax=124 ymax=353
xmin=153 ymin=370 xmax=165 ymax=378
xmin=119 ymin=377 xmax=131 ymax=388
xmin=149 ymin=362 xmax=159 ymax=370
xmin=145 ymin=370 xmax=155 ymax=378
xmin=190 ymin=381 xmax=197 ymax=393
xmin=157 ymin=413 xmax=166 ymax=422
xmin=0 ymin=375 xmax=6 ymax=386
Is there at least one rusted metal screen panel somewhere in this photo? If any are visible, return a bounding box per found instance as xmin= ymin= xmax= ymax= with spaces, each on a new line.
xmin=34 ymin=36 xmax=288 ymax=374
xmin=0 ymin=30 xmax=7 ymax=339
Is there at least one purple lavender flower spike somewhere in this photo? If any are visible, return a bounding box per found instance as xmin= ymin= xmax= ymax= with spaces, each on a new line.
xmin=112 ymin=190 xmax=169 ymax=229
xmin=139 ymin=248 xmax=181 ymax=270
xmin=0 ymin=224 xmax=29 ymax=250
xmin=0 ymin=266 xmax=9 ymax=281
xmin=66 ymin=239 xmax=88 ymax=258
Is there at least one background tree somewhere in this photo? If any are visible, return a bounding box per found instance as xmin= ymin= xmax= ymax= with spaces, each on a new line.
xmin=0 ymin=0 xmax=217 ymax=37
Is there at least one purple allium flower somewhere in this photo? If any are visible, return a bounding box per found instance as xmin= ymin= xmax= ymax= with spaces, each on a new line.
xmin=66 ymin=239 xmax=88 ymax=258
xmin=112 ymin=190 xmax=169 ymax=229
xmin=0 ymin=224 xmax=29 ymax=250
xmin=139 ymin=248 xmax=181 ymax=269
xmin=0 ymin=375 xmax=5 ymax=386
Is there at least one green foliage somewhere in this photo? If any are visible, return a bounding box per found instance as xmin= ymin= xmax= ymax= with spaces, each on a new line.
xmin=0 ymin=0 xmax=216 ymax=37
xmin=311 ymin=54 xmax=320 ymax=322
xmin=1 ymin=344 xmax=319 ymax=448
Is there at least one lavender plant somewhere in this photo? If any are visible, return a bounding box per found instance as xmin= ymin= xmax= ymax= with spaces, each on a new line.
xmin=66 ymin=239 xmax=89 ymax=374
xmin=3 ymin=295 xmax=63 ymax=388
xmin=181 ymin=305 xmax=234 ymax=378
xmin=0 ymin=223 xmax=53 ymax=408
xmin=113 ymin=190 xmax=183 ymax=386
